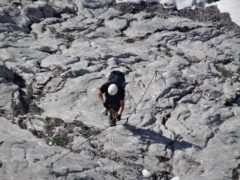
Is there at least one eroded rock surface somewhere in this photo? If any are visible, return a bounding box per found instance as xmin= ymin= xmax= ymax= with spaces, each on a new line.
xmin=0 ymin=0 xmax=240 ymax=180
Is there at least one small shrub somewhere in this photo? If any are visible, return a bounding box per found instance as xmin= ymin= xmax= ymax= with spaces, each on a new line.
xmin=51 ymin=134 xmax=62 ymax=145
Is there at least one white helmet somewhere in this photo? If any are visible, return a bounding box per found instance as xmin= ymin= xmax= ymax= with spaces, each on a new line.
xmin=108 ymin=84 xmax=118 ymax=96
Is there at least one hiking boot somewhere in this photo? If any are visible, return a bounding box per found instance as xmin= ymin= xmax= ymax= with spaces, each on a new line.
xmin=116 ymin=114 xmax=121 ymax=121
xmin=110 ymin=119 xmax=116 ymax=126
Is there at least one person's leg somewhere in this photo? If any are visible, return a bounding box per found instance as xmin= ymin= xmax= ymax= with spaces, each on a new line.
xmin=108 ymin=103 xmax=121 ymax=126
xmin=108 ymin=109 xmax=116 ymax=126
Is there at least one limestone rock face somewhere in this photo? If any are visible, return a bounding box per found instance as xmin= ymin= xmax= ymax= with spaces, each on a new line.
xmin=0 ymin=0 xmax=240 ymax=180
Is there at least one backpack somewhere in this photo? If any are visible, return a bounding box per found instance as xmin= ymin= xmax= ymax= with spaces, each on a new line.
xmin=108 ymin=70 xmax=126 ymax=88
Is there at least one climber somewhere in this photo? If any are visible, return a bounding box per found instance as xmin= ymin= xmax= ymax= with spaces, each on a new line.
xmin=97 ymin=71 xmax=125 ymax=126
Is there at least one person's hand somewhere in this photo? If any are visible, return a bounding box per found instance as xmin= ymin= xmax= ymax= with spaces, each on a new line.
xmin=117 ymin=114 xmax=121 ymax=121
xmin=103 ymin=102 xmax=109 ymax=109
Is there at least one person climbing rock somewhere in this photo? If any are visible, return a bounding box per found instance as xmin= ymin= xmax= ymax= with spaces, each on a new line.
xmin=97 ymin=71 xmax=125 ymax=126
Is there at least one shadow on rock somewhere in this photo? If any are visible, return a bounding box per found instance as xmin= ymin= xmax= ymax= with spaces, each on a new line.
xmin=124 ymin=123 xmax=197 ymax=151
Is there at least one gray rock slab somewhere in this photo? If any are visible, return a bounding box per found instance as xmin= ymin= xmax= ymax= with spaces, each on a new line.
xmin=0 ymin=117 xmax=57 ymax=180
xmin=1 ymin=1 xmax=240 ymax=179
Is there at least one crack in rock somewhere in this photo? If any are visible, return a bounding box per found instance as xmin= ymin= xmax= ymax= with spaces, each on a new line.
xmin=204 ymin=131 xmax=216 ymax=148
xmin=232 ymin=163 xmax=240 ymax=180
xmin=164 ymin=141 xmax=175 ymax=159
xmin=120 ymin=18 xmax=135 ymax=34
xmin=51 ymin=167 xmax=92 ymax=178
xmin=0 ymin=64 xmax=26 ymax=88
xmin=11 ymin=89 xmax=30 ymax=117
xmin=0 ymin=160 xmax=2 ymax=168
xmin=162 ymin=112 xmax=171 ymax=128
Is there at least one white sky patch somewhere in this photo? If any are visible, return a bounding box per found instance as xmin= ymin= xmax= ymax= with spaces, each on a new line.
xmin=207 ymin=0 xmax=240 ymax=26
xmin=116 ymin=0 xmax=206 ymax=9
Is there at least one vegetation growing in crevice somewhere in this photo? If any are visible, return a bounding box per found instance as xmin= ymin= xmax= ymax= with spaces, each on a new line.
xmin=43 ymin=117 xmax=101 ymax=148
xmin=16 ymin=115 xmax=102 ymax=149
